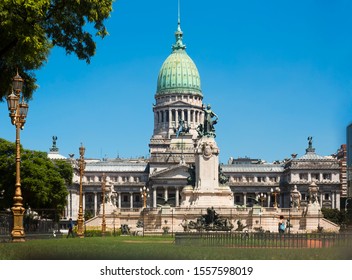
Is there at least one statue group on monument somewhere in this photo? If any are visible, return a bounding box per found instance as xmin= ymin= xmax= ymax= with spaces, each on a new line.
xmin=180 ymin=207 xmax=233 ymax=232
xmin=290 ymin=185 xmax=301 ymax=209
xmin=197 ymin=104 xmax=218 ymax=138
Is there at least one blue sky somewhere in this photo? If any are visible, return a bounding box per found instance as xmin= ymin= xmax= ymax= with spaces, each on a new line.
xmin=0 ymin=0 xmax=351 ymax=163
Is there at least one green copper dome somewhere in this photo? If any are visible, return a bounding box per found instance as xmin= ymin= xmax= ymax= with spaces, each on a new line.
xmin=156 ymin=23 xmax=202 ymax=96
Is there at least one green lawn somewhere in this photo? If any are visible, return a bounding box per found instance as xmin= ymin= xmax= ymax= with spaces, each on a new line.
xmin=0 ymin=236 xmax=351 ymax=260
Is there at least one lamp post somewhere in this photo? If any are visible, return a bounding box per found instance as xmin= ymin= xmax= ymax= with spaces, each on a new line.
xmin=259 ymin=193 xmax=267 ymax=207
xmin=101 ymin=173 xmax=106 ymax=236
xmin=140 ymin=186 xmax=149 ymax=208
xmin=77 ymin=143 xmax=86 ymax=238
xmin=271 ymin=187 xmax=281 ymax=208
xmin=7 ymin=71 xmax=28 ymax=242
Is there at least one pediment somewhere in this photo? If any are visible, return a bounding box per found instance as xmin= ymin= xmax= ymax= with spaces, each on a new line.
xmin=170 ymin=100 xmax=192 ymax=107
xmin=150 ymin=164 xmax=190 ymax=180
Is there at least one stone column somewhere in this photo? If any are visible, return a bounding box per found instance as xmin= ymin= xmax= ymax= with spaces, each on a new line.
xmin=320 ymin=192 xmax=323 ymax=208
xmin=164 ymin=187 xmax=168 ymax=203
xmin=336 ymin=191 xmax=340 ymax=210
xmin=118 ymin=192 xmax=121 ymax=209
xmin=169 ymin=110 xmax=172 ymax=128
xmin=130 ymin=192 xmax=133 ymax=209
xmin=267 ymin=192 xmax=271 ymax=207
xmin=175 ymin=187 xmax=180 ymax=207
xmin=181 ymin=109 xmax=185 ymax=121
xmin=308 ymin=173 xmax=311 ymax=182
xmin=153 ymin=187 xmax=157 ymax=208
xmin=175 ymin=110 xmax=179 ymax=125
xmin=332 ymin=192 xmax=335 ymax=209
xmin=243 ymin=192 xmax=247 ymax=207
xmin=94 ymin=192 xmax=97 ymax=216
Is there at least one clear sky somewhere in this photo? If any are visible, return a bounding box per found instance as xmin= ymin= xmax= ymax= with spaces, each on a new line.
xmin=0 ymin=0 xmax=351 ymax=164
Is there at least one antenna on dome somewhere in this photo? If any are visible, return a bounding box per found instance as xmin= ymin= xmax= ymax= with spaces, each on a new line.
xmin=177 ymin=0 xmax=181 ymax=30
xmin=172 ymin=0 xmax=185 ymax=51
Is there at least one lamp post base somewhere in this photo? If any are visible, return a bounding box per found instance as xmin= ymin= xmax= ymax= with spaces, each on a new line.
xmin=11 ymin=205 xmax=25 ymax=242
xmin=102 ymin=222 xmax=106 ymax=237
xmin=77 ymin=218 xmax=85 ymax=238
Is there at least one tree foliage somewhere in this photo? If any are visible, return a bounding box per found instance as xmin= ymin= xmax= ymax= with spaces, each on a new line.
xmin=0 ymin=0 xmax=113 ymax=100
xmin=321 ymin=207 xmax=347 ymax=226
xmin=0 ymin=138 xmax=72 ymax=214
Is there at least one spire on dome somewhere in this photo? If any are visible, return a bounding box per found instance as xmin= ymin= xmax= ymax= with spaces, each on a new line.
xmin=172 ymin=0 xmax=186 ymax=51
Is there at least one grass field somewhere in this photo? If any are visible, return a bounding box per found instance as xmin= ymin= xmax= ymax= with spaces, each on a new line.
xmin=0 ymin=236 xmax=351 ymax=260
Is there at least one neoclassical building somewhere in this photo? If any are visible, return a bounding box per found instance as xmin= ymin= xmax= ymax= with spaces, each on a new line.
xmin=48 ymin=16 xmax=345 ymax=222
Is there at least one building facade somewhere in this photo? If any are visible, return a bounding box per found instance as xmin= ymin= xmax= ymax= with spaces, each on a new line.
xmin=47 ymin=16 xmax=345 ymax=222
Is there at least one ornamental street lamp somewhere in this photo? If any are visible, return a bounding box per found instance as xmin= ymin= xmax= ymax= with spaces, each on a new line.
xmin=101 ymin=173 xmax=106 ymax=236
xmin=271 ymin=187 xmax=281 ymax=208
xmin=6 ymin=71 xmax=28 ymax=242
xmin=140 ymin=186 xmax=149 ymax=208
xmin=77 ymin=143 xmax=86 ymax=238
xmin=259 ymin=193 xmax=267 ymax=207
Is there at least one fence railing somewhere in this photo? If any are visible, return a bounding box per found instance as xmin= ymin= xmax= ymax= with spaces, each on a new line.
xmin=0 ymin=209 xmax=63 ymax=241
xmin=174 ymin=232 xmax=352 ymax=249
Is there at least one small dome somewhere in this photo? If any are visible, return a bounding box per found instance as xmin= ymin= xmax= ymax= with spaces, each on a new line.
xmin=156 ymin=23 xmax=202 ymax=96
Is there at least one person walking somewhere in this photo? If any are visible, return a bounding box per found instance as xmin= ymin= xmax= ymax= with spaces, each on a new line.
xmin=67 ymin=218 xmax=74 ymax=238
xmin=278 ymin=215 xmax=286 ymax=234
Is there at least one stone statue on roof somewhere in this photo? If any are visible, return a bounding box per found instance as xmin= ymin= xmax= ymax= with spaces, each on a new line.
xmin=308 ymin=136 xmax=313 ymax=148
xmin=50 ymin=136 xmax=59 ymax=152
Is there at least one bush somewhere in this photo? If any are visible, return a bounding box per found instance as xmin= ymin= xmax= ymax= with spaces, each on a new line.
xmin=321 ymin=208 xmax=347 ymax=225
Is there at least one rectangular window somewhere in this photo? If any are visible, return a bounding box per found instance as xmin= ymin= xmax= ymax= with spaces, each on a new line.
xmin=123 ymin=195 xmax=128 ymax=202
xmin=299 ymin=173 xmax=308 ymax=181
xmin=324 ymin=193 xmax=330 ymax=200
xmin=323 ymin=173 xmax=331 ymax=180
xmin=311 ymin=173 xmax=320 ymax=180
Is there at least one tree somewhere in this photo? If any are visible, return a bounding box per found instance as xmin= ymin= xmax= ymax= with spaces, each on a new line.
xmin=0 ymin=138 xmax=72 ymax=215
xmin=321 ymin=207 xmax=347 ymax=226
xmin=0 ymin=0 xmax=113 ymax=100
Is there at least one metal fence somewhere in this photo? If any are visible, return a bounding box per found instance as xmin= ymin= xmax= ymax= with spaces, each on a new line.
xmin=175 ymin=232 xmax=352 ymax=249
xmin=0 ymin=209 xmax=62 ymax=241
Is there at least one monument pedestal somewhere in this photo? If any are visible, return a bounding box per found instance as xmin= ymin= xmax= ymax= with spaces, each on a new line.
xmin=100 ymin=202 xmax=117 ymax=215
xmin=181 ymin=137 xmax=233 ymax=207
